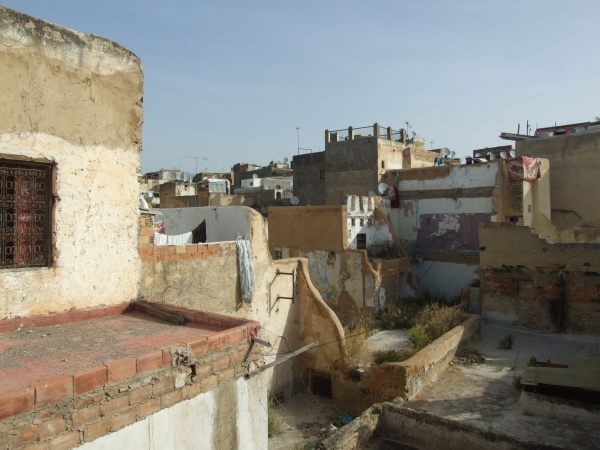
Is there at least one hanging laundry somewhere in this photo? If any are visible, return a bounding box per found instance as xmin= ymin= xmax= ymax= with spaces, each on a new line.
xmin=236 ymin=239 xmax=255 ymax=304
xmin=154 ymin=231 xmax=193 ymax=246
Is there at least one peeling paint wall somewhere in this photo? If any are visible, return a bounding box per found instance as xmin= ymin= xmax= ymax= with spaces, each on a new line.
xmin=384 ymin=161 xmax=519 ymax=299
xmin=0 ymin=6 xmax=143 ymax=319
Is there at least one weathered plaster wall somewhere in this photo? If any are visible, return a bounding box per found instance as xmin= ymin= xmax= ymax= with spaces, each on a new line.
xmin=292 ymin=151 xmax=326 ymax=206
xmin=76 ymin=373 xmax=269 ymax=450
xmin=140 ymin=207 xmax=349 ymax=397
xmin=268 ymin=206 xmax=347 ymax=253
xmin=384 ymin=161 xmax=518 ymax=299
xmin=0 ymin=7 xmax=143 ymax=319
xmin=516 ymin=131 xmax=600 ymax=228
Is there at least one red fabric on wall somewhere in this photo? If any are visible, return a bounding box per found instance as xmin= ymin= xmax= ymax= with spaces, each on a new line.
xmin=506 ymin=157 xmax=540 ymax=183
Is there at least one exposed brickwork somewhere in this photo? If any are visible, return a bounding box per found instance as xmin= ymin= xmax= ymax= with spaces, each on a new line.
xmin=138 ymin=243 xmax=226 ymax=263
xmin=0 ymin=300 xmax=261 ymax=450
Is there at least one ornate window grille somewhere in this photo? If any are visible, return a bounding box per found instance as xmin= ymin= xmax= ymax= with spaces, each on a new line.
xmin=0 ymin=162 xmax=52 ymax=268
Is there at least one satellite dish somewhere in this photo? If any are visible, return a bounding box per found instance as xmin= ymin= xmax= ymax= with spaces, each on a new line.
xmin=203 ymin=177 xmax=208 ymax=181
xmin=378 ymin=183 xmax=389 ymax=194
xmin=252 ymin=174 xmax=259 ymax=179
xmin=474 ymin=153 xmax=481 ymax=158
xmin=283 ymin=157 xmax=288 ymax=163
xmin=275 ymin=184 xmax=281 ymax=189
xmin=290 ymin=196 xmax=300 ymax=205
xmin=368 ymin=191 xmax=377 ymax=197
xmin=441 ymin=147 xmax=450 ymax=157
xmin=500 ymin=151 xmax=507 ymax=159
xmin=411 ymin=131 xmax=417 ymax=137
xmin=487 ymin=152 xmax=496 ymax=160
xmin=449 ymin=151 xmax=455 ymax=158
xmin=510 ymin=150 xmax=516 ymax=157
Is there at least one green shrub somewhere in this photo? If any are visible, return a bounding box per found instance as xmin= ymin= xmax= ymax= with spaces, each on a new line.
xmin=513 ymin=376 xmax=522 ymax=390
xmin=413 ymin=303 xmax=463 ymax=341
xmin=408 ymin=325 xmax=431 ymax=349
xmin=342 ymin=310 xmax=373 ymax=366
xmin=381 ymin=301 xmax=419 ymax=329
xmin=526 ymin=356 xmax=538 ymax=367
xmin=372 ymin=347 xmax=417 ymax=365
xmin=267 ymin=399 xmax=284 ymax=437
xmin=498 ymin=333 xmax=515 ymax=350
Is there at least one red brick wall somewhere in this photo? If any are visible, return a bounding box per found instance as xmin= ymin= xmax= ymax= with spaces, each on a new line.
xmin=0 ymin=315 xmax=260 ymax=450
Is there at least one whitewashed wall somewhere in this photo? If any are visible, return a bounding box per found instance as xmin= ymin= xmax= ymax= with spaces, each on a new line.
xmin=0 ymin=134 xmax=140 ymax=319
xmin=77 ymin=373 xmax=269 ymax=450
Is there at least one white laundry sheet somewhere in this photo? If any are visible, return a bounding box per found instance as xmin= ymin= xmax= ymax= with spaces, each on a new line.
xmin=154 ymin=231 xmax=193 ymax=246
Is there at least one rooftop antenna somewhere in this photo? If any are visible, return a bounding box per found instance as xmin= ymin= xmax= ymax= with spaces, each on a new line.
xmin=429 ymin=141 xmax=434 ymax=150
xmin=186 ymin=156 xmax=207 ymax=175
xmin=296 ymin=127 xmax=300 ymax=155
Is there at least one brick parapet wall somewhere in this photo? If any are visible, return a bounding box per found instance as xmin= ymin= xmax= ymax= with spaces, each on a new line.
xmin=0 ymin=302 xmax=262 ymax=450
xmin=138 ymin=215 xmax=233 ymax=263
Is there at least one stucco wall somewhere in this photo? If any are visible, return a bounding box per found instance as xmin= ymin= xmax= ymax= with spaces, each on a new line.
xmin=516 ymin=131 xmax=600 ymax=228
xmin=76 ymin=373 xmax=268 ymax=450
xmin=0 ymin=7 xmax=143 ymax=319
xmin=268 ymin=206 xmax=347 ymax=253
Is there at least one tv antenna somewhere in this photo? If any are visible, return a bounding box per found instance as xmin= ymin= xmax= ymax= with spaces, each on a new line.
xmin=186 ymin=156 xmax=207 ymax=175
xmin=429 ymin=141 xmax=434 ymax=150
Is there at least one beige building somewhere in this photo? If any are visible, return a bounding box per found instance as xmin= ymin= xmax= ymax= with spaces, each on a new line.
xmin=478 ymin=127 xmax=600 ymax=335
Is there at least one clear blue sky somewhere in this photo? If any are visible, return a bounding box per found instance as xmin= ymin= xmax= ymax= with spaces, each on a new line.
xmin=5 ymin=1 xmax=599 ymax=173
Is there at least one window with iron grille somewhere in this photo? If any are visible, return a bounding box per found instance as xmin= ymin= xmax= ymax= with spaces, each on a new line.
xmin=0 ymin=162 xmax=52 ymax=268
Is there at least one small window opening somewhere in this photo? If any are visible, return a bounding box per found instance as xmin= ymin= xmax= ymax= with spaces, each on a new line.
xmin=319 ymin=170 xmax=325 ymax=179
xmin=310 ymin=370 xmax=332 ymax=399
xmin=356 ymin=233 xmax=367 ymax=250
xmin=381 ymin=160 xmax=385 ymax=169
xmin=274 ymin=249 xmax=282 ymax=260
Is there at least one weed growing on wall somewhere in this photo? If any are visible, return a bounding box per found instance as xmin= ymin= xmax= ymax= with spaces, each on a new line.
xmin=267 ymin=399 xmax=284 ymax=438
xmin=498 ymin=333 xmax=515 ymax=350
xmin=526 ymin=356 xmax=538 ymax=367
xmin=343 ymin=310 xmax=374 ymax=367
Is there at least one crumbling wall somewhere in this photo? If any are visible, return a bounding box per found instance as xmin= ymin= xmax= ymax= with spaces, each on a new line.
xmin=516 ymin=131 xmax=600 ymax=228
xmin=480 ymin=222 xmax=600 ymax=335
xmin=0 ymin=6 xmax=143 ymax=319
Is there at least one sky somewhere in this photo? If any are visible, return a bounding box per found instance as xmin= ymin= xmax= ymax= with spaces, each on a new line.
xmin=4 ymin=1 xmax=600 ymax=174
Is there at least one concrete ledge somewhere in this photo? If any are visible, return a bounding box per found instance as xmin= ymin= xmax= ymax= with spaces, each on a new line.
xmin=364 ymin=314 xmax=481 ymax=401
xmin=519 ymin=391 xmax=600 ymax=420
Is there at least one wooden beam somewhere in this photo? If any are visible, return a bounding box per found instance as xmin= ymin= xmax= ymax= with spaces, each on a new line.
xmin=134 ymin=301 xmax=185 ymax=326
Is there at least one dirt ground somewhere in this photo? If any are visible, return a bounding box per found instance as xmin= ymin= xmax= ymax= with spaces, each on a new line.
xmin=268 ymin=397 xmax=358 ymax=450
xmin=405 ymin=321 xmax=600 ymax=450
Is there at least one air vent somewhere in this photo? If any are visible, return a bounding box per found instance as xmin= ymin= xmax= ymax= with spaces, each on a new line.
xmin=310 ymin=370 xmax=332 ymax=399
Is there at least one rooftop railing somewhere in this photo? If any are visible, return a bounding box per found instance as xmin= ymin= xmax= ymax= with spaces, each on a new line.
xmin=325 ymin=123 xmax=406 ymax=143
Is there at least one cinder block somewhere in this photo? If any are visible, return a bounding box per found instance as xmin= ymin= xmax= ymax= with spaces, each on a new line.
xmin=176 ymin=245 xmax=187 ymax=254
xmin=138 ymin=247 xmax=154 ymax=256
xmin=200 ymin=375 xmax=218 ymax=391
xmin=186 ymin=245 xmax=198 ymax=253
xmin=208 ymin=332 xmax=227 ymax=352
xmin=140 ymin=255 xmax=157 ymax=264
xmin=162 ymin=349 xmax=173 ymax=367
